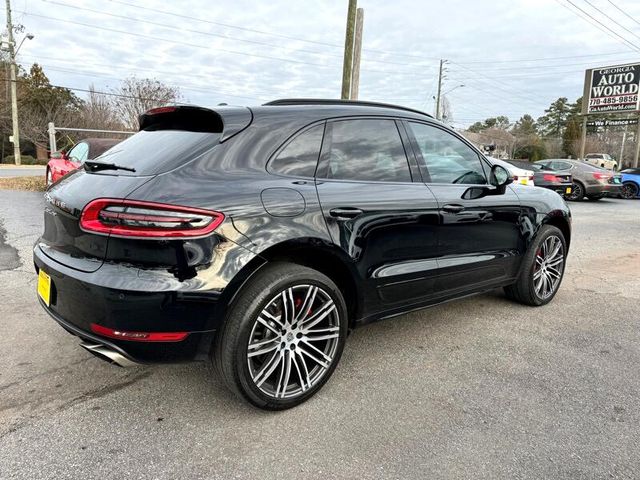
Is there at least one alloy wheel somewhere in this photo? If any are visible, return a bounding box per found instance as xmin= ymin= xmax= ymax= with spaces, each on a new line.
xmin=566 ymin=182 xmax=583 ymax=201
xmin=621 ymin=183 xmax=638 ymax=199
xmin=246 ymin=285 xmax=341 ymax=400
xmin=46 ymin=170 xmax=53 ymax=186
xmin=533 ymin=235 xmax=564 ymax=299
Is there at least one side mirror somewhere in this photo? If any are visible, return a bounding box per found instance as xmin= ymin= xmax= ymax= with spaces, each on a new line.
xmin=489 ymin=164 xmax=512 ymax=188
xmin=461 ymin=165 xmax=513 ymax=200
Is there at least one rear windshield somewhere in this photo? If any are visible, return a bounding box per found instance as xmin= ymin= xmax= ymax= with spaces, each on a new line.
xmin=91 ymin=130 xmax=221 ymax=176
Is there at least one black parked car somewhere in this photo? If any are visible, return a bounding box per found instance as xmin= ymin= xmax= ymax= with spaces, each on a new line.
xmin=35 ymin=100 xmax=571 ymax=409
xmin=507 ymin=160 xmax=573 ymax=196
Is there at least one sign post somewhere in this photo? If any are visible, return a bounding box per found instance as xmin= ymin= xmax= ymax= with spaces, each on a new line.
xmin=635 ymin=120 xmax=640 ymax=167
xmin=581 ymin=62 xmax=640 ymax=167
xmin=579 ymin=116 xmax=588 ymax=160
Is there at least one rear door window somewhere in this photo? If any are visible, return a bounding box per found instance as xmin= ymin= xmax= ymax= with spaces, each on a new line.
xmin=268 ymin=124 xmax=324 ymax=177
xmin=320 ymin=119 xmax=412 ymax=183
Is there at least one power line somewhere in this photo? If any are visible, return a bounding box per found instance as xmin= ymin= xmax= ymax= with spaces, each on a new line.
xmin=556 ymin=0 xmax=640 ymax=52
xmin=581 ymin=0 xmax=640 ymax=42
xmin=32 ymin=64 xmax=270 ymax=101
xmin=18 ymin=54 xmax=332 ymax=100
xmin=471 ymin=57 xmax=640 ymax=72
xmin=20 ymin=11 xmax=430 ymax=77
xmin=605 ymin=0 xmax=640 ymax=27
xmin=457 ymin=50 xmax=633 ymax=64
xmin=104 ymin=0 xmax=442 ymax=62
xmin=448 ymin=63 xmax=546 ymax=105
xmin=1 ymin=76 xmax=183 ymax=101
xmin=42 ymin=0 xmax=435 ymax=70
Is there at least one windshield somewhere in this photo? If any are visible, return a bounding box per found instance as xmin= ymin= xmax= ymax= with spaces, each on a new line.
xmin=91 ymin=130 xmax=221 ymax=175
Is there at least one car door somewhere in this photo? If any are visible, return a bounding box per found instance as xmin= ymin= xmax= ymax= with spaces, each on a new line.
xmin=315 ymin=117 xmax=440 ymax=318
xmin=403 ymin=121 xmax=523 ymax=298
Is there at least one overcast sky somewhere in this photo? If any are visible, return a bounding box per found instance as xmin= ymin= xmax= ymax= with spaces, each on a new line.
xmin=4 ymin=0 xmax=640 ymax=127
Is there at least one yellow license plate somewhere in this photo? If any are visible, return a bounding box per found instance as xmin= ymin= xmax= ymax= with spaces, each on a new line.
xmin=520 ymin=179 xmax=528 ymax=185
xmin=37 ymin=269 xmax=51 ymax=306
xmin=565 ymin=187 xmax=572 ymax=194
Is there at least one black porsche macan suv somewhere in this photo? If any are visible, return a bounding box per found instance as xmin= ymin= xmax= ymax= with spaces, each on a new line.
xmin=35 ymin=99 xmax=571 ymax=409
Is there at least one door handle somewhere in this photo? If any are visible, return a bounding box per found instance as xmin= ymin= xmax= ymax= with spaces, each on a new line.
xmin=329 ymin=207 xmax=363 ymax=219
xmin=442 ymin=204 xmax=465 ymax=213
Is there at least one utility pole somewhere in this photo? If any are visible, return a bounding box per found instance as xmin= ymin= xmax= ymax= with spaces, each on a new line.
xmin=5 ymin=0 xmax=21 ymax=165
xmin=350 ymin=8 xmax=364 ymax=100
xmin=340 ymin=0 xmax=357 ymax=100
xmin=435 ymin=59 xmax=446 ymax=120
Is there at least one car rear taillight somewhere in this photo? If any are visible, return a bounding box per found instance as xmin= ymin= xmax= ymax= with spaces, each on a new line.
xmin=145 ymin=106 xmax=177 ymax=115
xmin=592 ymin=172 xmax=611 ymax=181
xmin=90 ymin=323 xmax=188 ymax=342
xmin=80 ymin=198 xmax=224 ymax=239
xmin=543 ymin=174 xmax=559 ymax=182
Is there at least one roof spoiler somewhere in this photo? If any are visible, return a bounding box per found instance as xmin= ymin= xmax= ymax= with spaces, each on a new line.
xmin=138 ymin=105 xmax=253 ymax=142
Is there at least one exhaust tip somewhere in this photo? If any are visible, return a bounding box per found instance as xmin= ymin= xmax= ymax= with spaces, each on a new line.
xmin=80 ymin=342 xmax=139 ymax=368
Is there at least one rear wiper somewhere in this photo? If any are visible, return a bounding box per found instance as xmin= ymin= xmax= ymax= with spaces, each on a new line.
xmin=84 ymin=160 xmax=136 ymax=173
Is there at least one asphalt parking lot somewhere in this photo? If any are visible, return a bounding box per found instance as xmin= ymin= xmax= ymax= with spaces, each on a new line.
xmin=1 ymin=189 xmax=639 ymax=479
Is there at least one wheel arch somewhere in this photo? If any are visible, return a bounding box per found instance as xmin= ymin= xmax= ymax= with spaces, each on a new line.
xmin=257 ymin=238 xmax=362 ymax=327
xmin=218 ymin=237 xmax=362 ymax=330
xmin=541 ymin=213 xmax=571 ymax=249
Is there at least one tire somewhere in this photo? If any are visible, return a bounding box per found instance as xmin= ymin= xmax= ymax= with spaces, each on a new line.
xmin=586 ymin=194 xmax=604 ymax=201
xmin=46 ymin=168 xmax=53 ymax=187
xmin=621 ymin=182 xmax=639 ymax=199
xmin=504 ymin=225 xmax=567 ymax=306
xmin=565 ymin=181 xmax=584 ymax=201
xmin=212 ymin=262 xmax=348 ymax=410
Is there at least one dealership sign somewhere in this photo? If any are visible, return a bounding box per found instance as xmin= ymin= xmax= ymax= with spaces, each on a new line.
xmin=586 ymin=118 xmax=638 ymax=128
xmin=583 ymin=62 xmax=640 ymax=114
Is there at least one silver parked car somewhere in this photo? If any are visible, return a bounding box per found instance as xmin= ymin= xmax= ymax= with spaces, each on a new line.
xmin=534 ymin=159 xmax=621 ymax=201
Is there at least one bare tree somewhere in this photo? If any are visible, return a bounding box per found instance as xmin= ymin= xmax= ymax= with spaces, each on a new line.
xmin=77 ymin=85 xmax=125 ymax=134
xmin=111 ymin=77 xmax=181 ymax=130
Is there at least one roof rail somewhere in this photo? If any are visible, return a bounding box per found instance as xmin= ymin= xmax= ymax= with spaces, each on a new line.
xmin=263 ymin=98 xmax=433 ymax=118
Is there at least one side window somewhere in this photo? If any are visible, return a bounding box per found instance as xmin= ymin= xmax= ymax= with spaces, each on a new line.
xmin=269 ymin=124 xmax=324 ymax=177
xmin=68 ymin=142 xmax=89 ymax=163
xmin=407 ymin=122 xmax=486 ymax=185
xmin=550 ymin=161 xmax=570 ymax=171
xmin=323 ymin=119 xmax=412 ymax=182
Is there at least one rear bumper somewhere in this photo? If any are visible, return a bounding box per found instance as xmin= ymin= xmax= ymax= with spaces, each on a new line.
xmin=585 ymin=183 xmax=621 ymax=196
xmin=540 ymin=183 xmax=572 ymax=194
xmin=34 ymin=245 xmax=222 ymax=363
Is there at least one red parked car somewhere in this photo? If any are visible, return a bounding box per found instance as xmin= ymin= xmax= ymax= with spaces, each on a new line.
xmin=46 ymin=138 xmax=122 ymax=186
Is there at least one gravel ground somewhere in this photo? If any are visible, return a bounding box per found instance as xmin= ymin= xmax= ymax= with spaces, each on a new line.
xmin=0 ymin=190 xmax=638 ymax=480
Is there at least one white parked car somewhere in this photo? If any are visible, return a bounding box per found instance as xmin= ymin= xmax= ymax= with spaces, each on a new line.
xmin=489 ymin=157 xmax=535 ymax=186
xmin=584 ymin=153 xmax=618 ymax=171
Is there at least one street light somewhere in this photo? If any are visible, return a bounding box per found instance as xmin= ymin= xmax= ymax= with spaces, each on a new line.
xmin=15 ymin=33 xmax=34 ymax=55
xmin=434 ymin=84 xmax=465 ymax=121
